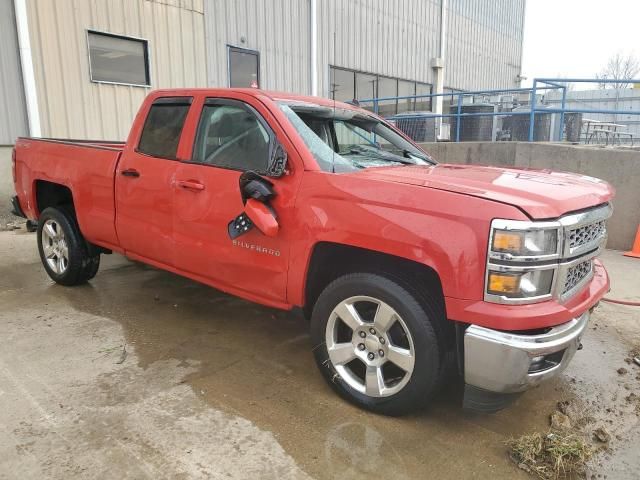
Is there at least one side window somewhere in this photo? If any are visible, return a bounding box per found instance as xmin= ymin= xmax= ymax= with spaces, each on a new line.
xmin=138 ymin=98 xmax=191 ymax=159
xmin=192 ymin=102 xmax=271 ymax=172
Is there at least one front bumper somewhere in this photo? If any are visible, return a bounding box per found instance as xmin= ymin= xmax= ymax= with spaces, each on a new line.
xmin=462 ymin=311 xmax=589 ymax=411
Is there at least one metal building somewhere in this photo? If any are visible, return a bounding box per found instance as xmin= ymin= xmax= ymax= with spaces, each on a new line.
xmin=0 ymin=0 xmax=526 ymax=144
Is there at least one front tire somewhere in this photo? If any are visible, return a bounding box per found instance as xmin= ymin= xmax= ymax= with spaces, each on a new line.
xmin=310 ymin=273 xmax=442 ymax=416
xmin=37 ymin=207 xmax=100 ymax=286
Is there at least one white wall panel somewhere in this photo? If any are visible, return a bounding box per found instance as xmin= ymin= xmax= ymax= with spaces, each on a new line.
xmin=0 ymin=0 xmax=29 ymax=144
xmin=27 ymin=0 xmax=207 ymax=140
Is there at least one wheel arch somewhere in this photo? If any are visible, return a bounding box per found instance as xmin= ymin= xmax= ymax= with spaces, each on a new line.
xmin=34 ymin=180 xmax=75 ymax=217
xmin=304 ymin=242 xmax=442 ymax=311
xmin=302 ymin=241 xmax=454 ymax=352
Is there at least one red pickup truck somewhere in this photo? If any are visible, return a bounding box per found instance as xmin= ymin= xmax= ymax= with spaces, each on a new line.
xmin=11 ymin=88 xmax=613 ymax=415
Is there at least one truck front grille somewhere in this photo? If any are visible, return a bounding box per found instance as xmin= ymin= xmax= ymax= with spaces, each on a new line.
xmin=562 ymin=259 xmax=593 ymax=297
xmin=567 ymin=220 xmax=606 ymax=252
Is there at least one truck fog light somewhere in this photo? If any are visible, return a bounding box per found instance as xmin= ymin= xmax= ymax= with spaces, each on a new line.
xmin=528 ymin=350 xmax=566 ymax=374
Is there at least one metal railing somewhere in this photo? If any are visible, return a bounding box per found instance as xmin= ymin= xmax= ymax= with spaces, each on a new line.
xmin=357 ymin=78 xmax=640 ymax=144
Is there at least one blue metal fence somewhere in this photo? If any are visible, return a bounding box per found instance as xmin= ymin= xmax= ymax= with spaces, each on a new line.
xmin=357 ymin=78 xmax=640 ymax=143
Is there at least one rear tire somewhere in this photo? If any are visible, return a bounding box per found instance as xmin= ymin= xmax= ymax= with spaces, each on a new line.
xmin=37 ymin=207 xmax=100 ymax=286
xmin=310 ymin=273 xmax=442 ymax=416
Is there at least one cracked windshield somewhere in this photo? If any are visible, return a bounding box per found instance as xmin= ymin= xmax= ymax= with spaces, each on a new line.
xmin=279 ymin=101 xmax=435 ymax=172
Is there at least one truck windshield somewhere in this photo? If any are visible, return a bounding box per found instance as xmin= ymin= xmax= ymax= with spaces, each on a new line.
xmin=278 ymin=101 xmax=435 ymax=173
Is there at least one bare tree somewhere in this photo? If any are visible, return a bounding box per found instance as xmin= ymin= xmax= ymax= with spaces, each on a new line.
xmin=596 ymin=53 xmax=640 ymax=89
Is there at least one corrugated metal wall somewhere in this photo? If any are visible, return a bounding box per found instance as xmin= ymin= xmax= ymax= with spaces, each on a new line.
xmin=0 ymin=0 xmax=29 ymax=144
xmin=446 ymin=0 xmax=526 ymax=91
xmin=317 ymin=0 xmax=441 ymax=96
xmin=319 ymin=0 xmax=525 ymax=95
xmin=20 ymin=0 xmax=525 ymax=140
xmin=204 ymin=0 xmax=525 ymax=98
xmin=204 ymin=0 xmax=311 ymax=93
xmin=26 ymin=0 xmax=207 ymax=141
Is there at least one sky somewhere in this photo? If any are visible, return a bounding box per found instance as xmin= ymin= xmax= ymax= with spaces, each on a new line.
xmin=521 ymin=0 xmax=640 ymax=87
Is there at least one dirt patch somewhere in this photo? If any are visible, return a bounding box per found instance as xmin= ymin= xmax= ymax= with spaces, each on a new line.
xmin=507 ymin=431 xmax=593 ymax=479
xmin=508 ymin=340 xmax=640 ymax=479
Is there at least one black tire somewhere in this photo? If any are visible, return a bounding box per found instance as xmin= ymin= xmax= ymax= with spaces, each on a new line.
xmin=310 ymin=273 xmax=442 ymax=416
xmin=37 ymin=206 xmax=100 ymax=286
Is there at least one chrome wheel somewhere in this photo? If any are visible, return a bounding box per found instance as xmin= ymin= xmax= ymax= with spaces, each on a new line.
xmin=325 ymin=295 xmax=416 ymax=398
xmin=41 ymin=219 xmax=69 ymax=274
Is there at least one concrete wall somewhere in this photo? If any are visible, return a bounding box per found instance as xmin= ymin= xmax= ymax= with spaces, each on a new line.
xmin=419 ymin=142 xmax=640 ymax=250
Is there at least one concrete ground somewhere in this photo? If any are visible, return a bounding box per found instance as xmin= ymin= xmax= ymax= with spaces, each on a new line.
xmin=0 ymin=229 xmax=638 ymax=479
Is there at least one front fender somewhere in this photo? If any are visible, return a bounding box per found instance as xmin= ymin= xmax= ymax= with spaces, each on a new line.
xmin=286 ymin=171 xmax=527 ymax=307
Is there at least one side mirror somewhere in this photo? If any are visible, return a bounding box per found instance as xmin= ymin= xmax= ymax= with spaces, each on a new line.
xmin=244 ymin=199 xmax=279 ymax=237
xmin=266 ymin=141 xmax=287 ymax=178
xmin=228 ymin=171 xmax=280 ymax=239
xmin=227 ymin=198 xmax=279 ymax=239
xmin=240 ymin=171 xmax=275 ymax=204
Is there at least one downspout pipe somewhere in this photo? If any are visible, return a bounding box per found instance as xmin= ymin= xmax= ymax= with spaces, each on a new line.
xmin=14 ymin=0 xmax=41 ymax=137
xmin=310 ymin=0 xmax=318 ymax=96
xmin=432 ymin=0 xmax=447 ymax=137
xmin=439 ymin=0 xmax=447 ymax=60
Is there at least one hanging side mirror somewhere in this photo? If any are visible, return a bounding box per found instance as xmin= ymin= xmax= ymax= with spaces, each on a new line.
xmin=228 ymin=171 xmax=280 ymax=239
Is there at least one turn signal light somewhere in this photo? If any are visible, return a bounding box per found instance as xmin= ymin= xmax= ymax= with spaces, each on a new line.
xmin=488 ymin=273 xmax=520 ymax=294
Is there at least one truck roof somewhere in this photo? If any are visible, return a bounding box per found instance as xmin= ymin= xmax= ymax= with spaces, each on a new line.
xmin=149 ymin=87 xmax=368 ymax=114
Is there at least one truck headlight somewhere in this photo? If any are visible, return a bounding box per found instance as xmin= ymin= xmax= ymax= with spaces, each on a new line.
xmin=485 ymin=218 xmax=562 ymax=304
xmin=491 ymin=229 xmax=559 ymax=258
xmin=487 ymin=269 xmax=555 ymax=299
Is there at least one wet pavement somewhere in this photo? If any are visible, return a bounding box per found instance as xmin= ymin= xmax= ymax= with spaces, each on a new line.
xmin=0 ymin=229 xmax=638 ymax=479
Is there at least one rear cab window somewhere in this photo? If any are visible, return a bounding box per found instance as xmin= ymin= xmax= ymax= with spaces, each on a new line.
xmin=138 ymin=97 xmax=192 ymax=159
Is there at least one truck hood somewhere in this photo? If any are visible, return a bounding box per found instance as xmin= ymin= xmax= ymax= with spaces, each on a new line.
xmin=353 ymin=164 xmax=614 ymax=219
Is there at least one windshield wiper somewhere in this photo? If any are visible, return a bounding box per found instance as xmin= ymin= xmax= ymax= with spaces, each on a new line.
xmin=344 ymin=145 xmax=416 ymax=165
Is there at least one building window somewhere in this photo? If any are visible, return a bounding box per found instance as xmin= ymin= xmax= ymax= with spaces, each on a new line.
xmin=377 ymin=76 xmax=398 ymax=116
xmin=329 ymin=66 xmax=432 ymax=116
xmin=398 ymin=80 xmax=416 ymax=113
xmin=415 ymin=82 xmax=433 ymax=112
xmin=330 ymin=67 xmax=355 ymax=102
xmin=138 ymin=98 xmax=191 ymax=159
xmin=355 ymin=72 xmax=377 ymax=101
xmin=87 ymin=30 xmax=150 ymax=86
xmin=228 ymin=46 xmax=260 ymax=88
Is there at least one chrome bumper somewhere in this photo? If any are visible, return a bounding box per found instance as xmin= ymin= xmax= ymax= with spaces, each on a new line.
xmin=464 ymin=312 xmax=589 ymax=394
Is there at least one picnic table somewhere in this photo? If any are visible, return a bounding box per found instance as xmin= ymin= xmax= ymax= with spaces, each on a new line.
xmin=583 ymin=119 xmax=634 ymax=146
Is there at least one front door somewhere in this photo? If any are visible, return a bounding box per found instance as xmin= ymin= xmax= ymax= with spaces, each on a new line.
xmin=173 ymin=97 xmax=297 ymax=304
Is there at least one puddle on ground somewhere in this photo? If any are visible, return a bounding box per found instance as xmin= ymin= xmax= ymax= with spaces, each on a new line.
xmin=1 ymin=243 xmax=638 ymax=479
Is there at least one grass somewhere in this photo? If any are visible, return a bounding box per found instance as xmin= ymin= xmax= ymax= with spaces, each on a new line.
xmin=506 ymin=431 xmax=593 ymax=479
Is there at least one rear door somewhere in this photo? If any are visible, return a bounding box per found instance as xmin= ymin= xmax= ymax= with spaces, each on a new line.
xmin=115 ymin=96 xmax=192 ymax=266
xmin=173 ymin=95 xmax=298 ymax=303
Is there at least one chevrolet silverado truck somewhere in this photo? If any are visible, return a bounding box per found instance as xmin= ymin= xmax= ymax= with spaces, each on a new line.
xmin=11 ymin=88 xmax=613 ymax=415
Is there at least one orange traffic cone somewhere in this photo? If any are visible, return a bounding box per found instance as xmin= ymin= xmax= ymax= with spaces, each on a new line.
xmin=624 ymin=225 xmax=640 ymax=258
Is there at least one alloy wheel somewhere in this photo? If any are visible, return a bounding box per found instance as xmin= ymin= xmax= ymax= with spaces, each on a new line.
xmin=325 ymin=295 xmax=416 ymax=397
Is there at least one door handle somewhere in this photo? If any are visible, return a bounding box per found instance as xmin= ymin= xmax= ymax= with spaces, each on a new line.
xmin=176 ymin=180 xmax=205 ymax=191
xmin=121 ymin=168 xmax=140 ymax=178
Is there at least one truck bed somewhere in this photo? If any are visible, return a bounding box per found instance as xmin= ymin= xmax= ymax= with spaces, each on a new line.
xmin=13 ymin=137 xmax=124 ymax=249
